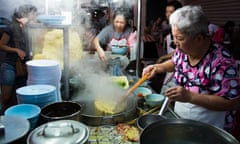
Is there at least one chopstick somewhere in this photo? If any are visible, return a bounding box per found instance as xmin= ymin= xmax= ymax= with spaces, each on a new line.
xmin=127 ymin=105 xmax=161 ymax=125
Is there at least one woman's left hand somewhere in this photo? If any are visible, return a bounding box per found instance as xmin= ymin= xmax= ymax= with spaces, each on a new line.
xmin=15 ymin=48 xmax=26 ymax=60
xmin=165 ymin=86 xmax=192 ymax=102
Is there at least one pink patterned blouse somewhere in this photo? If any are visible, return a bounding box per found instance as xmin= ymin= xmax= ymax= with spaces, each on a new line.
xmin=172 ymin=43 xmax=240 ymax=132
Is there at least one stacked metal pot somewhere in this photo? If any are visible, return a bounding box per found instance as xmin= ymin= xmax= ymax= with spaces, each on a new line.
xmin=27 ymin=101 xmax=89 ymax=144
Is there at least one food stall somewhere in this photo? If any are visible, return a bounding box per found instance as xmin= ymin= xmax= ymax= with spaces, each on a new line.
xmin=16 ymin=0 xmax=239 ymax=144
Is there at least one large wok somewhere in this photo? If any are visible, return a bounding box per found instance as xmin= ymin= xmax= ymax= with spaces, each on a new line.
xmin=77 ymin=95 xmax=139 ymax=126
xmin=140 ymin=119 xmax=239 ymax=144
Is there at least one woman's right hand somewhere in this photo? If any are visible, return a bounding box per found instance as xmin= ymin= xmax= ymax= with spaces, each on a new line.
xmin=97 ymin=48 xmax=107 ymax=62
xmin=142 ymin=64 xmax=157 ymax=79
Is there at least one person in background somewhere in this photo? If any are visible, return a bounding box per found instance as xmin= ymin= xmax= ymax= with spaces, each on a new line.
xmin=142 ymin=26 xmax=159 ymax=59
xmin=142 ymin=5 xmax=240 ymax=133
xmin=142 ymin=26 xmax=155 ymax=43
xmin=212 ymin=21 xmax=235 ymax=52
xmin=0 ymin=4 xmax=37 ymax=113
xmin=222 ymin=21 xmax=235 ymax=53
xmin=93 ymin=9 xmax=134 ymax=62
xmin=208 ymin=22 xmax=219 ymax=39
xmin=157 ymin=0 xmax=183 ymax=63
xmin=151 ymin=17 xmax=163 ymax=42
xmin=156 ymin=0 xmax=182 ymax=94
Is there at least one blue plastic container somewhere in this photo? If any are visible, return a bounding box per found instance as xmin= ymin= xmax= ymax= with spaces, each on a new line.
xmin=5 ymin=104 xmax=41 ymax=130
xmin=16 ymin=84 xmax=58 ymax=108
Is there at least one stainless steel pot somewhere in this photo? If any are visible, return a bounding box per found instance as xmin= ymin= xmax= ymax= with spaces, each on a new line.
xmin=140 ymin=119 xmax=239 ymax=144
xmin=40 ymin=101 xmax=82 ymax=123
xmin=27 ymin=120 xmax=89 ymax=144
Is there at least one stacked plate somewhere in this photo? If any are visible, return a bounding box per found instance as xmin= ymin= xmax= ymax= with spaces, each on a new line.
xmin=16 ymin=84 xmax=58 ymax=108
xmin=37 ymin=15 xmax=65 ymax=25
xmin=26 ymin=59 xmax=62 ymax=101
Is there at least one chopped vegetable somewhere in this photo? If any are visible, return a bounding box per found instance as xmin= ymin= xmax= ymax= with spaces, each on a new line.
xmin=111 ymin=76 xmax=129 ymax=89
xmin=137 ymin=93 xmax=143 ymax=97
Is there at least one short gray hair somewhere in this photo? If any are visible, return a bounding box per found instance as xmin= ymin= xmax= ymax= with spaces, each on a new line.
xmin=169 ymin=5 xmax=209 ymax=37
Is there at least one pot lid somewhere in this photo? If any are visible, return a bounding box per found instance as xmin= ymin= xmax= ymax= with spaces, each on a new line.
xmin=0 ymin=115 xmax=30 ymax=143
xmin=27 ymin=120 xmax=89 ymax=144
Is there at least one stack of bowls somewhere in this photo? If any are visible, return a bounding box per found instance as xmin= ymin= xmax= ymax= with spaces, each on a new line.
xmin=16 ymin=84 xmax=58 ymax=108
xmin=26 ymin=59 xmax=62 ymax=101
xmin=4 ymin=104 xmax=41 ymax=130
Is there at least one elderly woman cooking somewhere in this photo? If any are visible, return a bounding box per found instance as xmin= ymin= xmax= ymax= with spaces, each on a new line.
xmin=142 ymin=5 xmax=240 ymax=132
xmin=93 ymin=9 xmax=135 ymax=62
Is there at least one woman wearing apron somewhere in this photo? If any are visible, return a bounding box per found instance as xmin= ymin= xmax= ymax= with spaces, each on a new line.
xmin=93 ymin=9 xmax=134 ymax=62
xmin=142 ymin=5 xmax=240 ymax=135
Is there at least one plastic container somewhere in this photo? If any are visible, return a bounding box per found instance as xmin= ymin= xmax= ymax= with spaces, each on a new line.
xmin=5 ymin=104 xmax=41 ymax=130
xmin=16 ymin=84 xmax=58 ymax=108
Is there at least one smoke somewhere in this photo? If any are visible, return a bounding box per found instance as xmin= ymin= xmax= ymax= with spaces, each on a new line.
xmin=0 ymin=0 xmax=136 ymax=101
xmin=0 ymin=0 xmax=44 ymax=19
xmin=71 ymin=55 xmax=126 ymax=102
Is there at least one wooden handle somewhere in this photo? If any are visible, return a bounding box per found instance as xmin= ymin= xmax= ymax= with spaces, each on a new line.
xmin=121 ymin=67 xmax=156 ymax=102
xmin=126 ymin=74 xmax=149 ymax=95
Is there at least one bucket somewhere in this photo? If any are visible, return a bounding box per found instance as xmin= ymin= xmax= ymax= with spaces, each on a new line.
xmin=16 ymin=84 xmax=58 ymax=108
xmin=26 ymin=59 xmax=62 ymax=101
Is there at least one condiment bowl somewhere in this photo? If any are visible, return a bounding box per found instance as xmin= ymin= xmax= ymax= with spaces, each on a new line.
xmin=134 ymin=87 xmax=152 ymax=97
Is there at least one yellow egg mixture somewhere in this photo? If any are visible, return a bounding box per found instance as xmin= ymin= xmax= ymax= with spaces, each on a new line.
xmin=33 ymin=29 xmax=83 ymax=69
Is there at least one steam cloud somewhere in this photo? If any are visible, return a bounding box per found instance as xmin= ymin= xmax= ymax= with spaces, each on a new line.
xmin=0 ymin=0 xmax=136 ymax=102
